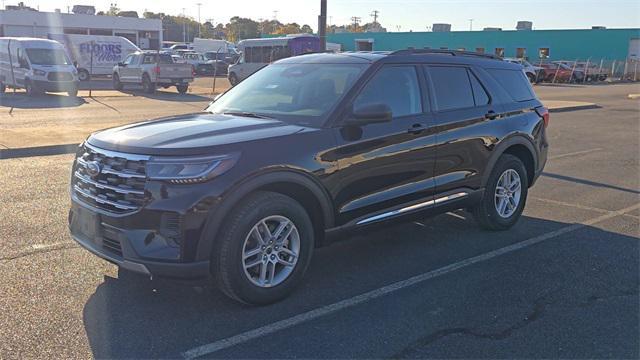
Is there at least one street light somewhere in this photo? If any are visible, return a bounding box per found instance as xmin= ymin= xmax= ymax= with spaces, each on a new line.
xmin=196 ymin=3 xmax=202 ymax=38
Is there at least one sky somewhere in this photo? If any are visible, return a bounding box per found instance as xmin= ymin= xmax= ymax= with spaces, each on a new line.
xmin=20 ymin=0 xmax=640 ymax=32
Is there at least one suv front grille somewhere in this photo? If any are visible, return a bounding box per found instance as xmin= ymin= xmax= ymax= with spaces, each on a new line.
xmin=48 ymin=72 xmax=73 ymax=81
xmin=72 ymin=145 xmax=149 ymax=214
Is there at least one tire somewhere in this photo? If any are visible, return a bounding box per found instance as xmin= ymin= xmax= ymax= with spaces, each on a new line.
xmin=25 ymin=79 xmax=39 ymax=97
xmin=67 ymin=87 xmax=78 ymax=98
xmin=78 ymin=69 xmax=90 ymax=81
xmin=526 ymin=72 xmax=536 ymax=84
xmin=214 ymin=191 xmax=315 ymax=305
xmin=228 ymin=73 xmax=238 ymax=86
xmin=176 ymin=84 xmax=188 ymax=94
xmin=112 ymin=73 xmax=123 ymax=91
xmin=471 ymin=154 xmax=529 ymax=231
xmin=142 ymin=74 xmax=154 ymax=94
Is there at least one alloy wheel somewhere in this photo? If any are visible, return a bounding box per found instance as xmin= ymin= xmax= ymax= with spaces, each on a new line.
xmin=494 ymin=169 xmax=522 ymax=218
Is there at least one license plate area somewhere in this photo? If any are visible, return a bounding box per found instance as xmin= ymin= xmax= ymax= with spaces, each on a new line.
xmin=74 ymin=207 xmax=100 ymax=240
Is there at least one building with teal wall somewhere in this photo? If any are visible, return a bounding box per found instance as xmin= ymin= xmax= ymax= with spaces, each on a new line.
xmin=326 ymin=28 xmax=640 ymax=61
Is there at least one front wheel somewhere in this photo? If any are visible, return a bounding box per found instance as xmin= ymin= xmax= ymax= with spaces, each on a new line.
xmin=67 ymin=88 xmax=78 ymax=98
xmin=176 ymin=84 xmax=188 ymax=94
xmin=471 ymin=154 xmax=528 ymax=231
xmin=214 ymin=191 xmax=314 ymax=305
xmin=25 ymin=80 xmax=40 ymax=97
xmin=113 ymin=73 xmax=123 ymax=90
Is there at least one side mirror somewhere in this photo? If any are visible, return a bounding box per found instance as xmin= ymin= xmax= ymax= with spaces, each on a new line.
xmin=346 ymin=103 xmax=392 ymax=125
xmin=117 ymin=62 xmax=125 ymax=67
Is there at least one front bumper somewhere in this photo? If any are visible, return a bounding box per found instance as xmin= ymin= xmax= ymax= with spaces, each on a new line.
xmin=68 ymin=200 xmax=211 ymax=280
xmin=33 ymin=80 xmax=78 ymax=92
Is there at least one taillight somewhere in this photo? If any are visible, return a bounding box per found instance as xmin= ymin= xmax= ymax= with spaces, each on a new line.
xmin=153 ymin=66 xmax=161 ymax=75
xmin=536 ymin=106 xmax=550 ymax=128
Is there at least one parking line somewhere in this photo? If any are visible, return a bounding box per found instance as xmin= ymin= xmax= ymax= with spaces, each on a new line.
xmin=529 ymin=196 xmax=611 ymax=214
xmin=549 ymin=148 xmax=603 ymax=160
xmin=181 ymin=202 xmax=640 ymax=359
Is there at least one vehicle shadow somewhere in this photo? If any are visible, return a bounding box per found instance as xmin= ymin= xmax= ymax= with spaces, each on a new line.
xmin=81 ymin=214 xmax=639 ymax=358
xmin=0 ymin=92 xmax=86 ymax=109
xmin=119 ymin=88 xmax=213 ymax=103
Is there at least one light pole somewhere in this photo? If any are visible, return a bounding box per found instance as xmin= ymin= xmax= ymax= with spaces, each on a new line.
xmin=318 ymin=0 xmax=327 ymax=51
xmin=468 ymin=19 xmax=474 ymax=31
xmin=196 ymin=3 xmax=202 ymax=38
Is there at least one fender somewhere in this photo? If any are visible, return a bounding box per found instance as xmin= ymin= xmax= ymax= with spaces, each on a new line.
xmin=195 ymin=168 xmax=335 ymax=261
xmin=481 ymin=133 xmax=538 ymax=188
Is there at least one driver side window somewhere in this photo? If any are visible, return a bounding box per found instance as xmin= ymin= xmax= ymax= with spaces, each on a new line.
xmin=123 ymin=54 xmax=134 ymax=65
xmin=353 ymin=66 xmax=423 ymax=118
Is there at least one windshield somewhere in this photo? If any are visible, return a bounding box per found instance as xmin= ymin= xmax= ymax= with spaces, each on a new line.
xmin=207 ymin=63 xmax=367 ymax=127
xmin=25 ymin=48 xmax=71 ymax=65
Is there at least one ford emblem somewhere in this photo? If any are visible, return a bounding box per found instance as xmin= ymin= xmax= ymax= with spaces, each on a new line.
xmin=86 ymin=161 xmax=101 ymax=178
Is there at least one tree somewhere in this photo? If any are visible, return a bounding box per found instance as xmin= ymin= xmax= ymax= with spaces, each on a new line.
xmin=106 ymin=3 xmax=119 ymax=16
xmin=300 ymin=24 xmax=313 ymax=33
xmin=226 ymin=16 xmax=259 ymax=42
xmin=274 ymin=23 xmax=301 ymax=35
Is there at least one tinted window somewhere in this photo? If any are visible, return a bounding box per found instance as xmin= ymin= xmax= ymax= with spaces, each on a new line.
xmin=469 ymin=71 xmax=490 ymax=105
xmin=428 ymin=66 xmax=474 ymax=111
xmin=487 ymin=68 xmax=535 ymax=101
xmin=354 ymin=66 xmax=422 ymax=118
xmin=207 ymin=63 xmax=367 ymax=127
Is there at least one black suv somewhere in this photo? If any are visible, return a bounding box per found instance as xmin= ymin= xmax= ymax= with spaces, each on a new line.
xmin=69 ymin=50 xmax=549 ymax=304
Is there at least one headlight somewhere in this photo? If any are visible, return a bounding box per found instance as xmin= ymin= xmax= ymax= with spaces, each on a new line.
xmin=33 ymin=69 xmax=46 ymax=76
xmin=146 ymin=153 xmax=239 ymax=184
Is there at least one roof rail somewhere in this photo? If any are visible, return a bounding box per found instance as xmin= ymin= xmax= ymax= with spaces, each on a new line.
xmin=390 ymin=48 xmax=500 ymax=60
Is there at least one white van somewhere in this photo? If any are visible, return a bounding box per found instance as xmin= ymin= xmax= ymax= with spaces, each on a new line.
xmin=0 ymin=38 xmax=79 ymax=97
xmin=48 ymin=34 xmax=140 ymax=81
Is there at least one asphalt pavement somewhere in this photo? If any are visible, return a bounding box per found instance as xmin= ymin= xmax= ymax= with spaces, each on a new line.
xmin=0 ymin=83 xmax=638 ymax=358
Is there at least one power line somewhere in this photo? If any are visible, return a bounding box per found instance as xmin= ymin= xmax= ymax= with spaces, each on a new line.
xmin=351 ymin=16 xmax=361 ymax=28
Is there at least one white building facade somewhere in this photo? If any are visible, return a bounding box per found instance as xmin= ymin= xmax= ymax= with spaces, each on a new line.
xmin=0 ymin=9 xmax=162 ymax=49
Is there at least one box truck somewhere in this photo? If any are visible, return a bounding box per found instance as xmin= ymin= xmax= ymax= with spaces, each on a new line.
xmin=48 ymin=34 xmax=140 ymax=81
xmin=0 ymin=37 xmax=79 ymax=97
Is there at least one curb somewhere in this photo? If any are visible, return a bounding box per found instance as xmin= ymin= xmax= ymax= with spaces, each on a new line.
xmin=0 ymin=143 xmax=79 ymax=160
xmin=548 ymin=104 xmax=600 ymax=113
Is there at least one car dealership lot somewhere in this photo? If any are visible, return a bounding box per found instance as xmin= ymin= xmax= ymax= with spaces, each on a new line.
xmin=0 ymin=84 xmax=638 ymax=358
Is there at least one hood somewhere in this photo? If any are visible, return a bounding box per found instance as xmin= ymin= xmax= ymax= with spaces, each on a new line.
xmin=88 ymin=112 xmax=314 ymax=155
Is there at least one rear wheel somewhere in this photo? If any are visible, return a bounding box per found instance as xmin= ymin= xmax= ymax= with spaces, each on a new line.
xmin=25 ymin=80 xmax=40 ymax=97
xmin=472 ymin=154 xmax=528 ymax=231
xmin=78 ymin=69 xmax=90 ymax=81
xmin=142 ymin=74 xmax=154 ymax=94
xmin=176 ymin=84 xmax=188 ymax=94
xmin=214 ymin=191 xmax=314 ymax=305
xmin=228 ymin=72 xmax=239 ymax=86
xmin=112 ymin=73 xmax=123 ymax=90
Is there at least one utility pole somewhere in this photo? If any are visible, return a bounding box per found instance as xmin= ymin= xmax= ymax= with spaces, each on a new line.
xmin=318 ymin=0 xmax=327 ymax=51
xmin=370 ymin=10 xmax=379 ymax=24
xmin=273 ymin=10 xmax=278 ymax=20
xmin=182 ymin=8 xmax=186 ymax=43
xmin=351 ymin=16 xmax=361 ymax=30
xmin=196 ymin=3 xmax=202 ymax=38
xmin=468 ymin=18 xmax=474 ymax=31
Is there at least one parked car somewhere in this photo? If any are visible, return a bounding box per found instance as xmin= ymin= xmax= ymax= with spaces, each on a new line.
xmin=48 ymin=33 xmax=140 ymax=81
xmin=69 ymin=49 xmax=549 ymax=305
xmin=203 ymin=51 xmax=232 ymax=74
xmin=554 ymin=61 xmax=607 ymax=81
xmin=0 ymin=37 xmax=79 ymax=97
xmin=538 ymin=62 xmax=584 ymax=82
xmin=179 ymin=51 xmax=216 ymax=75
xmin=503 ymin=57 xmax=545 ymax=83
xmin=112 ymin=51 xmax=194 ymax=94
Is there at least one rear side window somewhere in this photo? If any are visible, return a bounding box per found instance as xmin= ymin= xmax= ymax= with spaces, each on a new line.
xmin=487 ymin=68 xmax=536 ymax=101
xmin=469 ymin=71 xmax=490 ymax=105
xmin=354 ymin=66 xmax=422 ymax=118
xmin=428 ymin=66 xmax=474 ymax=111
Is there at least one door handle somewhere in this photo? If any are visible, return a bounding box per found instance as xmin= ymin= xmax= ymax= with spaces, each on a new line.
xmin=407 ymin=123 xmax=426 ymax=134
xmin=485 ymin=110 xmax=498 ymax=120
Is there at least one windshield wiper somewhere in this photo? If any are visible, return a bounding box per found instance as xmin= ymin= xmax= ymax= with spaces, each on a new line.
xmin=222 ymin=111 xmax=274 ymax=120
